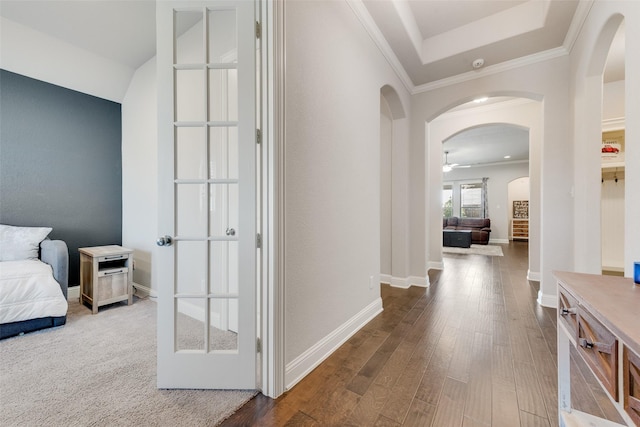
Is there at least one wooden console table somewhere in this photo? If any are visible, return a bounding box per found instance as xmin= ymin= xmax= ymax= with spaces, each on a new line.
xmin=554 ymin=271 xmax=640 ymax=426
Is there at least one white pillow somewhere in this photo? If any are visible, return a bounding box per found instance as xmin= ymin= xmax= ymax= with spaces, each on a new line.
xmin=0 ymin=224 xmax=53 ymax=261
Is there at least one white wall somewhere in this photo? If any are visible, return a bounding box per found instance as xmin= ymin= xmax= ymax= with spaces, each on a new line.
xmin=0 ymin=17 xmax=133 ymax=103
xmin=601 ymin=177 xmax=625 ymax=271
xmin=283 ymin=0 xmax=411 ymax=386
xmin=570 ymin=2 xmax=640 ymax=278
xmin=603 ymin=80 xmax=625 ymax=123
xmin=380 ymin=97 xmax=392 ymax=276
xmin=121 ymin=57 xmax=157 ymax=292
xmin=444 ymin=162 xmax=530 ymax=243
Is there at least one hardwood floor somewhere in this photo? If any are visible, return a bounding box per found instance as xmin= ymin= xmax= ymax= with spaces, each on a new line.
xmin=221 ymin=242 xmax=622 ymax=426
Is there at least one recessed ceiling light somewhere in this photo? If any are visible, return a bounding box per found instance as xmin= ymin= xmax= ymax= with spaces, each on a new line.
xmin=473 ymin=97 xmax=488 ymax=103
xmin=504 ymin=155 xmax=511 ymax=159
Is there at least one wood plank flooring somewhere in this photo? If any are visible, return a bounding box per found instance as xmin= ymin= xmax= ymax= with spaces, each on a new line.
xmin=221 ymin=242 xmax=622 ymax=426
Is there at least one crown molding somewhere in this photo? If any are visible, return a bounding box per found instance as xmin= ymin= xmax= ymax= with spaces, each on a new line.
xmin=345 ymin=0 xmax=414 ymax=94
xmin=563 ymin=0 xmax=595 ymax=53
xmin=413 ymin=46 xmax=569 ymax=94
xmin=602 ymin=117 xmax=625 ymax=132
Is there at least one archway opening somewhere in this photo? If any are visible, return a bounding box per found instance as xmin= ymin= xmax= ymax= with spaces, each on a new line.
xmin=380 ymin=84 xmax=417 ymax=288
xmin=427 ymin=96 xmax=541 ymax=283
xmin=600 ymin=20 xmax=626 ymax=276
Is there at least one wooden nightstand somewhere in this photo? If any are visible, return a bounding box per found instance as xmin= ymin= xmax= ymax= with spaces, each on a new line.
xmin=79 ymin=245 xmax=133 ymax=314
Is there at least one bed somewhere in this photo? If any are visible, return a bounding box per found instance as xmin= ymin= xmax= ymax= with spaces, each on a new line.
xmin=0 ymin=225 xmax=69 ymax=339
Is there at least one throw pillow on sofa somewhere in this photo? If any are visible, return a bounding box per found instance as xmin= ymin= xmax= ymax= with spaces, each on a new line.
xmin=0 ymin=224 xmax=52 ymax=261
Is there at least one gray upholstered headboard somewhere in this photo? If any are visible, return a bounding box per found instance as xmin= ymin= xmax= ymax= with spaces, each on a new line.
xmin=40 ymin=240 xmax=69 ymax=299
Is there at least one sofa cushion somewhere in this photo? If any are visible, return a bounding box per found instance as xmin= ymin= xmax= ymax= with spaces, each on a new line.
xmin=444 ymin=217 xmax=458 ymax=227
xmin=458 ymin=218 xmax=490 ymax=230
xmin=0 ymin=224 xmax=52 ymax=261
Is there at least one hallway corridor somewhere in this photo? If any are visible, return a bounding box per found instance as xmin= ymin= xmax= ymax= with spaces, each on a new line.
xmin=223 ymin=242 xmax=621 ymax=426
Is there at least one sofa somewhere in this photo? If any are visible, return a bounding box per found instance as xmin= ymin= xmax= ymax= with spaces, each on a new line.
xmin=443 ymin=217 xmax=491 ymax=245
xmin=0 ymin=225 xmax=69 ymax=339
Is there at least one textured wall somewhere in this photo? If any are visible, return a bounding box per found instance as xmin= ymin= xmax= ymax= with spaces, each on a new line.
xmin=0 ymin=70 xmax=122 ymax=286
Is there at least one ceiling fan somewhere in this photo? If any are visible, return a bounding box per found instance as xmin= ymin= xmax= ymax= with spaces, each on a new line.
xmin=442 ymin=151 xmax=458 ymax=172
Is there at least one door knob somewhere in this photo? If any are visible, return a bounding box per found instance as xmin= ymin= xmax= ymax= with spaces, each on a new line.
xmin=156 ymin=235 xmax=173 ymax=246
xmin=226 ymin=228 xmax=236 ymax=236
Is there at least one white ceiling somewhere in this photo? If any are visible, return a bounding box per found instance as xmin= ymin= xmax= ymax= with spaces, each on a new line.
xmin=0 ymin=0 xmax=625 ymax=168
xmin=443 ymin=123 xmax=529 ymax=171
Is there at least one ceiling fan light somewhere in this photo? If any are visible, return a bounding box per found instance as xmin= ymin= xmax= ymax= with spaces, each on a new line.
xmin=442 ymin=164 xmax=452 ymax=173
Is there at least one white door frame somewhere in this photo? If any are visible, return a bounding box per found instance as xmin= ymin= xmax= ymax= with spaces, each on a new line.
xmin=258 ymin=0 xmax=285 ymax=398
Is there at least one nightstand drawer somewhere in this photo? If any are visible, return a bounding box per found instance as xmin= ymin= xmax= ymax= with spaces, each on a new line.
xmin=98 ymin=253 xmax=129 ymax=262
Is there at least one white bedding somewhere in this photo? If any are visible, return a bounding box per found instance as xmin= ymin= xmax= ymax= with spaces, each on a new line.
xmin=0 ymin=259 xmax=68 ymax=324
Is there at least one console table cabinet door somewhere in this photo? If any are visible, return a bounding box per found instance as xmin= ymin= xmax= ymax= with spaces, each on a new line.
xmin=625 ymin=348 xmax=640 ymax=425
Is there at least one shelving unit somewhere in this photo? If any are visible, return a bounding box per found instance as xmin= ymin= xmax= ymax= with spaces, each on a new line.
xmin=79 ymin=245 xmax=133 ymax=314
xmin=511 ymin=218 xmax=529 ymax=240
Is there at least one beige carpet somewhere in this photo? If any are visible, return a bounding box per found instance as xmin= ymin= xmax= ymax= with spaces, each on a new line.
xmin=443 ymin=244 xmax=504 ymax=256
xmin=0 ymin=297 xmax=255 ymax=427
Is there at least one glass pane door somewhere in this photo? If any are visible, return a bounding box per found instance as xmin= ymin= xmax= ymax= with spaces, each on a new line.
xmin=157 ymin=0 xmax=256 ymax=389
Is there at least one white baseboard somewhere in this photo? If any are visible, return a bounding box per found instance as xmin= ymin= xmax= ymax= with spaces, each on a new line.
xmin=67 ymin=285 xmax=79 ymax=300
xmin=537 ymin=289 xmax=556 ymax=308
xmin=408 ymin=276 xmax=429 ymax=287
xmin=380 ymin=275 xmax=429 ymax=288
xmin=490 ymin=238 xmax=509 ymax=244
xmin=390 ymin=276 xmax=409 ymax=288
xmin=132 ymin=282 xmax=156 ymax=298
xmin=380 ymin=274 xmax=430 ymax=289
xmin=527 ymin=270 xmax=541 ymax=282
xmin=428 ymin=261 xmax=444 ymax=271
xmin=284 ymin=297 xmax=383 ymax=391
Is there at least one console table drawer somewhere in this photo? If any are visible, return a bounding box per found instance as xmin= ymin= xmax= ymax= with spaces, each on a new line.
xmin=577 ymin=306 xmax=618 ymax=400
xmin=625 ymin=348 xmax=640 ymax=425
xmin=558 ymin=287 xmax=578 ymax=340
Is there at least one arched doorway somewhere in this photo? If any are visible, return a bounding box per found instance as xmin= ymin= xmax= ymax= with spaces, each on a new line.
xmin=600 ymin=20 xmax=626 ymax=276
xmin=427 ymin=97 xmax=543 ymax=291
xmin=380 ymin=85 xmax=423 ymax=288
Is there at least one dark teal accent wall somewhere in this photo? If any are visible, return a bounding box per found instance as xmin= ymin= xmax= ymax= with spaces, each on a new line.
xmin=0 ymin=70 xmax=122 ymax=287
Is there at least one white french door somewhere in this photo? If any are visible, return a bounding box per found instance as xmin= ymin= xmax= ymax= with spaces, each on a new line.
xmin=156 ymin=0 xmax=257 ymax=389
